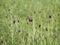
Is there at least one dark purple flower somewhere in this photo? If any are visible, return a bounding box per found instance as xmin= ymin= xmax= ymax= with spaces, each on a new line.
xmin=49 ymin=15 xmax=51 ymax=18
xmin=29 ymin=18 xmax=33 ymax=22
xmin=13 ymin=19 xmax=16 ymax=24
xmin=45 ymin=27 xmax=48 ymax=31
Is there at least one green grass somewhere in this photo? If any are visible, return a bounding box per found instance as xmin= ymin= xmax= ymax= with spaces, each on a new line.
xmin=0 ymin=0 xmax=60 ymax=45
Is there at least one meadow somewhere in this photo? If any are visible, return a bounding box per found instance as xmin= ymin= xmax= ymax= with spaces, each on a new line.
xmin=0 ymin=0 xmax=60 ymax=45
